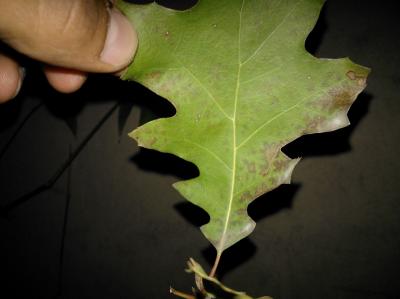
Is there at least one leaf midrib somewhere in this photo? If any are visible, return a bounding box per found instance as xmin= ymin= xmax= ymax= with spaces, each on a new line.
xmin=216 ymin=0 xmax=305 ymax=251
xmin=217 ymin=0 xmax=245 ymax=253
xmin=163 ymin=0 xmax=308 ymax=251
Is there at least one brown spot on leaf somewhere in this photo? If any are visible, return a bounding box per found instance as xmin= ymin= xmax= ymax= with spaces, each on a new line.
xmin=357 ymin=78 xmax=365 ymax=86
xmin=147 ymin=137 xmax=157 ymax=147
xmin=328 ymin=89 xmax=354 ymax=112
xmin=159 ymin=83 xmax=171 ymax=94
xmin=236 ymin=208 xmax=247 ymax=216
xmin=273 ymin=158 xmax=290 ymax=172
xmin=147 ymin=71 xmax=161 ymax=81
xmin=257 ymin=143 xmax=280 ymax=177
xmin=254 ymin=183 xmax=270 ymax=200
xmin=346 ymin=71 xmax=357 ymax=80
xmin=311 ymin=87 xmax=355 ymax=116
xmin=302 ymin=113 xmax=329 ymax=134
xmin=259 ymin=167 xmax=269 ymax=177
xmin=346 ymin=71 xmax=367 ymax=86
xmin=240 ymin=192 xmax=253 ymax=203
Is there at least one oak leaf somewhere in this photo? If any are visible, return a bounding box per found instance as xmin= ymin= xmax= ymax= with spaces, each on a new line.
xmin=119 ymin=0 xmax=369 ymax=258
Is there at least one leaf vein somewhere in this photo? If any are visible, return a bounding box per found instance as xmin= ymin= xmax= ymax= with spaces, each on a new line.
xmin=237 ymin=97 xmax=306 ymax=150
xmin=180 ymin=65 xmax=232 ymax=120
xmin=218 ymin=0 xmax=246 ymax=253
xmin=237 ymin=78 xmax=350 ymax=150
xmin=240 ymin=66 xmax=281 ymax=85
xmin=183 ymin=139 xmax=232 ymax=172
xmin=241 ymin=0 xmax=303 ymax=66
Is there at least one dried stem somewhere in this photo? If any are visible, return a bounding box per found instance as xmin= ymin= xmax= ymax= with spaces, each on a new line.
xmin=0 ymin=103 xmax=118 ymax=214
xmin=56 ymin=147 xmax=73 ymax=298
xmin=169 ymin=287 xmax=195 ymax=299
xmin=0 ymin=102 xmax=43 ymax=161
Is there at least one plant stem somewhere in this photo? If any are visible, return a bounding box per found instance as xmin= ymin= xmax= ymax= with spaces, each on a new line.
xmin=0 ymin=102 xmax=43 ymax=162
xmin=169 ymin=287 xmax=195 ymax=299
xmin=0 ymin=103 xmax=118 ymax=214
xmin=209 ymin=251 xmax=222 ymax=278
xmin=56 ymin=147 xmax=73 ymax=298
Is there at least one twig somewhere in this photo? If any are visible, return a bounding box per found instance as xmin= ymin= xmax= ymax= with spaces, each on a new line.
xmin=0 ymin=102 xmax=43 ymax=161
xmin=55 ymin=146 xmax=73 ymax=298
xmin=0 ymin=103 xmax=119 ymax=215
xmin=170 ymin=287 xmax=196 ymax=299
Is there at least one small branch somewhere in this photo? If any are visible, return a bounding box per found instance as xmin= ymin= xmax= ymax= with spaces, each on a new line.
xmin=170 ymin=287 xmax=196 ymax=299
xmin=0 ymin=103 xmax=119 ymax=214
xmin=56 ymin=146 xmax=73 ymax=298
xmin=0 ymin=102 xmax=43 ymax=161
xmin=209 ymin=251 xmax=222 ymax=278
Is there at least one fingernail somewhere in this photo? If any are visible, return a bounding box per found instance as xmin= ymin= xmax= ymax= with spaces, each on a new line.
xmin=13 ymin=67 xmax=25 ymax=99
xmin=100 ymin=9 xmax=137 ymax=69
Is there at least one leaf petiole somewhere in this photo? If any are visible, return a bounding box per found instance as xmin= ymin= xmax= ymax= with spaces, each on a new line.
xmin=209 ymin=251 xmax=222 ymax=278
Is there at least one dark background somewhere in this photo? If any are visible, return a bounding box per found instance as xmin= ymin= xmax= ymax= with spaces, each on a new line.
xmin=1 ymin=0 xmax=399 ymax=298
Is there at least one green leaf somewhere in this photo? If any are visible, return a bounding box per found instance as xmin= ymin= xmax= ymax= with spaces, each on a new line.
xmin=119 ymin=0 xmax=369 ymax=255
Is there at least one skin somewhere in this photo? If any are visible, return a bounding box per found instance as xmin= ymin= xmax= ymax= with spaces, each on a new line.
xmin=0 ymin=0 xmax=138 ymax=103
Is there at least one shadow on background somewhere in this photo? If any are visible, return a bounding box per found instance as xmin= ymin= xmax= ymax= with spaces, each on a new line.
xmin=0 ymin=96 xmax=23 ymax=132
xmin=283 ymin=92 xmax=372 ymax=158
xmin=305 ymin=3 xmax=327 ymax=56
xmin=129 ymin=95 xmax=373 ymax=279
xmin=202 ymin=238 xmax=257 ymax=280
xmin=131 ymin=149 xmax=199 ymax=180
xmin=171 ymin=183 xmax=299 ymax=279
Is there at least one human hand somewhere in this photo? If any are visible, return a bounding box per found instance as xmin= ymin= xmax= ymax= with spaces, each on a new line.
xmin=0 ymin=0 xmax=137 ymax=103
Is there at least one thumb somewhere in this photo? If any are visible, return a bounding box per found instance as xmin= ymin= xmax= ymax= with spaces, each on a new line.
xmin=0 ymin=0 xmax=137 ymax=73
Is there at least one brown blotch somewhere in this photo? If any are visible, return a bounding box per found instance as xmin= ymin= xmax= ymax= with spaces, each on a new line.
xmin=159 ymin=83 xmax=171 ymax=94
xmin=312 ymin=88 xmax=353 ymax=114
xmin=273 ymin=158 xmax=290 ymax=172
xmin=302 ymin=113 xmax=329 ymax=134
xmin=236 ymin=208 xmax=248 ymax=216
xmin=258 ymin=143 xmax=280 ymax=177
xmin=147 ymin=137 xmax=157 ymax=147
xmin=147 ymin=71 xmax=161 ymax=81
xmin=346 ymin=71 xmax=366 ymax=86
xmin=259 ymin=167 xmax=269 ymax=177
xmin=240 ymin=192 xmax=253 ymax=203
xmin=329 ymin=89 xmax=354 ymax=111
xmin=253 ymin=183 xmax=270 ymax=200
xmin=346 ymin=71 xmax=357 ymax=80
